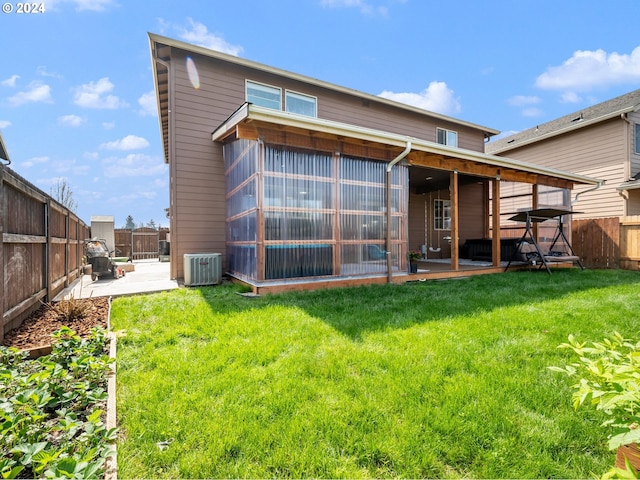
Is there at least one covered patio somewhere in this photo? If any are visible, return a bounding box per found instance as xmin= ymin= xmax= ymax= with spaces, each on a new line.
xmin=213 ymin=103 xmax=601 ymax=294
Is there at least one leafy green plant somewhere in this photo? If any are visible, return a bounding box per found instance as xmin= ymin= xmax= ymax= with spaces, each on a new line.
xmin=550 ymin=332 xmax=640 ymax=450
xmin=407 ymin=250 xmax=422 ymax=263
xmin=0 ymin=327 xmax=115 ymax=478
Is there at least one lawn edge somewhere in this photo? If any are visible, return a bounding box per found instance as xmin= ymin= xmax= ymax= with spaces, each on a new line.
xmin=105 ymin=296 xmax=118 ymax=480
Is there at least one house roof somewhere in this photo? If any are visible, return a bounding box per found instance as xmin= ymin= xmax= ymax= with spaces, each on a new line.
xmin=148 ymin=33 xmax=500 ymax=164
xmin=213 ymin=103 xmax=602 ymax=187
xmin=486 ymin=89 xmax=640 ymax=154
xmin=0 ymin=131 xmax=10 ymax=164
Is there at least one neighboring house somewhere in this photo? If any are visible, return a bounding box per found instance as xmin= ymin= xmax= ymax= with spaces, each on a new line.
xmin=486 ymin=89 xmax=640 ymax=219
xmin=149 ymin=33 xmax=600 ymax=293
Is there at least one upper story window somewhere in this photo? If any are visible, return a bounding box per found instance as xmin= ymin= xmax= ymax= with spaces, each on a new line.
xmin=436 ymin=128 xmax=458 ymax=148
xmin=246 ymin=80 xmax=317 ymax=118
xmin=286 ymin=90 xmax=317 ymax=117
xmin=635 ymin=123 xmax=640 ymax=154
xmin=246 ymin=80 xmax=281 ymax=110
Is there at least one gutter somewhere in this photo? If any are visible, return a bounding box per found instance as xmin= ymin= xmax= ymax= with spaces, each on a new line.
xmin=0 ymin=132 xmax=10 ymax=165
xmin=386 ymin=140 xmax=412 ymax=283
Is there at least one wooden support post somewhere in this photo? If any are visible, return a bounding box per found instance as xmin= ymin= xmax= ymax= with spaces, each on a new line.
xmin=256 ymin=140 xmax=265 ymax=282
xmin=450 ymin=170 xmax=459 ymax=271
xmin=332 ymin=151 xmax=341 ymax=276
xmin=492 ymin=177 xmax=501 ymax=267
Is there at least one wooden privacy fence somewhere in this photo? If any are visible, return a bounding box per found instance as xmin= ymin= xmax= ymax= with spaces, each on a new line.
xmin=114 ymin=227 xmax=169 ymax=260
xmin=1 ymin=166 xmax=89 ymax=342
xmin=571 ymin=217 xmax=621 ymax=269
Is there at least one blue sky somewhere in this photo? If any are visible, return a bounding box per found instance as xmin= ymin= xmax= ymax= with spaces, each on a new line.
xmin=1 ymin=0 xmax=639 ymax=228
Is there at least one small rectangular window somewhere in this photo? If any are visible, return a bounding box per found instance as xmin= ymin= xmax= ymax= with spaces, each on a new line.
xmin=635 ymin=123 xmax=640 ymax=154
xmin=246 ymin=80 xmax=281 ymax=110
xmin=285 ymin=90 xmax=317 ymax=117
xmin=434 ymin=199 xmax=451 ymax=230
xmin=436 ymin=128 xmax=458 ymax=148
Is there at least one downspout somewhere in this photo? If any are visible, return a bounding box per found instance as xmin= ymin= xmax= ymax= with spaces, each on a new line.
xmin=386 ymin=140 xmax=412 ymax=283
xmin=572 ymin=180 xmax=605 ymax=206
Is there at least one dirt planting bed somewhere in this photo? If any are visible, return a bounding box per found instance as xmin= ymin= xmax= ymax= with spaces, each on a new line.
xmin=2 ymin=297 xmax=110 ymax=350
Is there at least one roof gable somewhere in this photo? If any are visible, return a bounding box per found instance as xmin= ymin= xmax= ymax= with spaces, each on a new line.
xmin=487 ymin=89 xmax=640 ymax=154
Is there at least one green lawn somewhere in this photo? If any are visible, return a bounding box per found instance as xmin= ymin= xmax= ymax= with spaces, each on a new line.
xmin=111 ymin=269 xmax=640 ymax=478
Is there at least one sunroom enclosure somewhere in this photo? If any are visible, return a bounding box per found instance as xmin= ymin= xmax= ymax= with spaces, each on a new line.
xmin=224 ymin=139 xmax=408 ymax=283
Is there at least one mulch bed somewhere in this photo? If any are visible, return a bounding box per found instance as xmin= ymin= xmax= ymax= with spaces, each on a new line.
xmin=2 ymin=297 xmax=110 ymax=350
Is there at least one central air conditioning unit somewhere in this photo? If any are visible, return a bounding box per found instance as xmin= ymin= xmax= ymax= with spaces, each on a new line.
xmin=184 ymin=253 xmax=222 ymax=286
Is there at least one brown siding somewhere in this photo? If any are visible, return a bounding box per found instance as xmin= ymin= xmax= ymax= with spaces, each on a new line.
xmin=458 ymin=182 xmax=486 ymax=242
xmin=495 ymin=118 xmax=627 ymax=219
xmin=168 ymin=48 xmax=490 ymax=280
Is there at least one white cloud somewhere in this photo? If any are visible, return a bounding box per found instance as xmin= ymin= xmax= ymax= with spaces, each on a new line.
xmin=138 ymin=90 xmax=157 ymax=116
xmin=0 ymin=120 xmax=11 ymax=129
xmin=7 ymin=81 xmax=53 ymax=106
xmin=179 ymin=18 xmax=243 ymax=55
xmin=102 ymin=121 xmax=116 ymax=130
xmin=522 ymin=107 xmax=543 ymax=118
xmin=36 ymin=66 xmax=63 ymax=79
xmin=320 ymin=0 xmax=388 ymax=15
xmin=560 ymin=92 xmax=582 ymax=103
xmin=535 ymin=46 xmax=640 ymax=91
xmin=58 ymin=114 xmax=86 ymax=127
xmin=100 ymin=135 xmax=150 ymax=151
xmin=103 ymin=153 xmax=167 ymax=178
xmin=22 ymin=156 xmax=49 ymax=168
xmin=106 ymin=191 xmax=158 ymax=206
xmin=73 ymin=77 xmax=128 ymax=109
xmin=378 ymin=81 xmax=461 ymax=115
xmin=1 ymin=75 xmax=20 ymax=87
xmin=507 ymin=95 xmax=540 ymax=107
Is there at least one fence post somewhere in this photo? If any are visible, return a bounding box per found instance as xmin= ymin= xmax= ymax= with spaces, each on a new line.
xmin=45 ymin=199 xmax=52 ymax=302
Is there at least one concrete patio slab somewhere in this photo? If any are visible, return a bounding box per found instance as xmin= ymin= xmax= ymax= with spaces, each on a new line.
xmin=54 ymin=259 xmax=179 ymax=300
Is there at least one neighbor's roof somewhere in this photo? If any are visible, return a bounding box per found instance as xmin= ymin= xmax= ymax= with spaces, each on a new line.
xmin=148 ymin=33 xmax=500 ymax=164
xmin=487 ymin=89 xmax=640 ymax=154
xmin=213 ymin=103 xmax=602 ymax=187
xmin=0 ymin=131 xmax=10 ymax=163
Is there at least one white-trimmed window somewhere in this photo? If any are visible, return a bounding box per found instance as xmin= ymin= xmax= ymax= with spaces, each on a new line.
xmin=635 ymin=123 xmax=640 ymax=154
xmin=285 ymin=90 xmax=317 ymax=117
xmin=436 ymin=128 xmax=458 ymax=147
xmin=434 ymin=199 xmax=451 ymax=230
xmin=246 ymin=80 xmax=281 ymax=110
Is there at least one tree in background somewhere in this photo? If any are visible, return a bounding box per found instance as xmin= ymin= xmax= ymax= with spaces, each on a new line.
xmin=124 ymin=215 xmax=136 ymax=230
xmin=50 ymin=178 xmax=77 ymax=212
xmin=147 ymin=219 xmax=156 ymax=229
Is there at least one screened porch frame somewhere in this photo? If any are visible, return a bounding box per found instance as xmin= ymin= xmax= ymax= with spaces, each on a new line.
xmin=213 ymin=103 xmax=601 ymax=289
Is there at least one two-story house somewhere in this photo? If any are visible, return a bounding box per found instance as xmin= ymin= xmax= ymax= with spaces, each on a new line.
xmin=149 ymin=33 xmax=600 ymax=293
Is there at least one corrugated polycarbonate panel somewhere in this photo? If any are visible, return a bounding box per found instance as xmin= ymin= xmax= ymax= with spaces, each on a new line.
xmin=225 ymin=140 xmax=409 ymax=282
xmin=224 ymin=139 xmax=259 ymax=279
xmin=224 ymin=139 xmax=257 ymax=192
xmin=339 ymin=155 xmax=407 ymax=275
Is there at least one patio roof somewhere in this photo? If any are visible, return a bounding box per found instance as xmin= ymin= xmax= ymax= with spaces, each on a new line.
xmin=0 ymin=131 xmax=10 ymax=164
xmin=212 ymin=103 xmax=603 ymax=189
